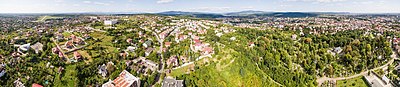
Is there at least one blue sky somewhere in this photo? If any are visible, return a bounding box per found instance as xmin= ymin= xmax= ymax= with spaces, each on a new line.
xmin=0 ymin=0 xmax=399 ymax=13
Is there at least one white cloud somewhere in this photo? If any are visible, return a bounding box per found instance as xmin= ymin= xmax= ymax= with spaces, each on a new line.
xmin=54 ymin=0 xmax=64 ymax=3
xmin=157 ymin=0 xmax=174 ymax=4
xmin=83 ymin=1 xmax=91 ymax=4
xmin=93 ymin=2 xmax=110 ymax=6
xmin=286 ymin=0 xmax=347 ymax=3
xmin=83 ymin=1 xmax=110 ymax=6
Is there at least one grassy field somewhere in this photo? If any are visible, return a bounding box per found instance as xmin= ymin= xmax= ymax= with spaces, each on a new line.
xmin=336 ymin=76 xmax=369 ymax=87
xmin=37 ymin=16 xmax=63 ymax=22
xmin=174 ymin=47 xmax=280 ymax=87
xmin=53 ymin=65 xmax=78 ymax=87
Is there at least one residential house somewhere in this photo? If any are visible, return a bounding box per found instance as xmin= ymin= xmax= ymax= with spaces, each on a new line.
xmin=30 ymin=42 xmax=43 ymax=54
xmin=14 ymin=78 xmax=25 ymax=87
xmin=167 ymin=56 xmax=179 ymax=67
xmin=126 ymin=38 xmax=133 ymax=44
xmin=126 ymin=46 xmax=136 ymax=52
xmin=32 ymin=83 xmax=43 ymax=87
xmin=165 ymin=42 xmax=171 ymax=48
xmin=143 ymin=41 xmax=152 ymax=48
xmin=73 ymin=51 xmax=82 ymax=61
xmin=162 ymin=77 xmax=184 ymax=87
xmin=202 ymin=47 xmax=213 ymax=55
xmin=18 ymin=43 xmax=30 ymax=53
xmin=98 ymin=64 xmax=107 ymax=77
xmin=0 ymin=63 xmax=5 ymax=78
xmin=145 ymin=48 xmax=154 ymax=56
xmin=102 ymin=70 xmax=140 ymax=87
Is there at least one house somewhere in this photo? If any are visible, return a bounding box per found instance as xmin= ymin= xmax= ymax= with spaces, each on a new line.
xmin=0 ymin=63 xmax=5 ymax=78
xmin=145 ymin=48 xmax=154 ymax=56
xmin=30 ymin=42 xmax=43 ymax=54
xmin=102 ymin=70 xmax=140 ymax=87
xmin=14 ymin=78 xmax=25 ymax=87
xmin=126 ymin=38 xmax=133 ymax=44
xmin=165 ymin=42 xmax=171 ymax=47
xmin=230 ymin=37 xmax=236 ymax=41
xmin=32 ymin=83 xmax=43 ymax=87
xmin=18 ymin=43 xmax=30 ymax=52
xmin=202 ymin=47 xmax=213 ymax=55
xmin=65 ymin=41 xmax=74 ymax=49
xmin=248 ymin=42 xmax=255 ymax=47
xmin=126 ymin=46 xmax=136 ymax=52
xmin=98 ymin=64 xmax=107 ymax=77
xmin=83 ymin=34 xmax=91 ymax=40
xmin=58 ymin=67 xmax=64 ymax=73
xmin=162 ymin=77 xmax=184 ymax=87
xmin=73 ymin=51 xmax=82 ymax=61
xmin=104 ymin=20 xmax=118 ymax=25
xmin=333 ymin=47 xmax=342 ymax=54
xmin=216 ymin=33 xmax=223 ymax=37
xmin=143 ymin=41 xmax=152 ymax=48
xmin=120 ymin=51 xmax=129 ymax=58
xmin=292 ymin=34 xmax=297 ymax=40
xmin=144 ymin=60 xmax=158 ymax=71
xmin=167 ymin=56 xmax=179 ymax=67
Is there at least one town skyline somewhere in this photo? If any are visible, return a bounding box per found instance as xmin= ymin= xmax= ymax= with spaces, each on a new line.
xmin=1 ymin=0 xmax=400 ymax=13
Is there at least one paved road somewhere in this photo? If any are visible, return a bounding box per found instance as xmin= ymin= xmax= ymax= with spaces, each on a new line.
xmin=317 ymin=51 xmax=398 ymax=86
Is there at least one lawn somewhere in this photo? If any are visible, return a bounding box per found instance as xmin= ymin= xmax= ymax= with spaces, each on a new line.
xmin=336 ymin=76 xmax=369 ymax=87
xmin=78 ymin=50 xmax=92 ymax=64
xmin=174 ymin=48 xmax=280 ymax=87
xmin=37 ymin=16 xmax=63 ymax=22
xmin=53 ymin=65 xmax=78 ymax=87
xmin=89 ymin=32 xmax=115 ymax=49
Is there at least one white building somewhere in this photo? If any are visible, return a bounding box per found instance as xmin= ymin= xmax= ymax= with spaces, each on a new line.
xmin=104 ymin=20 xmax=118 ymax=25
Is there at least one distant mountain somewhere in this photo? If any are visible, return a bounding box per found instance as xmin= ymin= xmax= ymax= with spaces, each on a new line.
xmin=157 ymin=11 xmax=199 ymax=15
xmin=249 ymin=12 xmax=319 ymax=17
xmin=154 ymin=11 xmax=366 ymax=18
xmin=156 ymin=11 xmax=224 ymax=18
xmin=224 ymin=10 xmax=270 ymax=16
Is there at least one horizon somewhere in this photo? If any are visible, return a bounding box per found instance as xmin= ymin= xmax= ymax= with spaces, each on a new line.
xmin=1 ymin=0 xmax=400 ymax=13
xmin=1 ymin=10 xmax=400 ymax=14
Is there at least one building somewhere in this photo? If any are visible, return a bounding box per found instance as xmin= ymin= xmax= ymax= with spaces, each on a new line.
xmin=364 ymin=72 xmax=394 ymax=87
xmin=104 ymin=20 xmax=118 ymax=25
xmin=30 ymin=42 xmax=43 ymax=54
xmin=145 ymin=48 xmax=154 ymax=56
xmin=0 ymin=63 xmax=5 ymax=78
xmin=102 ymin=70 xmax=140 ymax=87
xmin=18 ymin=43 xmax=30 ymax=52
xmin=14 ymin=78 xmax=25 ymax=87
xmin=162 ymin=77 xmax=184 ymax=87
xmin=32 ymin=83 xmax=43 ymax=87
xmin=98 ymin=64 xmax=107 ymax=77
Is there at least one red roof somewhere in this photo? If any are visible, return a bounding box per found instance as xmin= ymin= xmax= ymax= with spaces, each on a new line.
xmin=194 ymin=39 xmax=201 ymax=43
xmin=32 ymin=83 xmax=43 ymax=87
xmin=195 ymin=43 xmax=202 ymax=47
xmin=202 ymin=47 xmax=213 ymax=52
xmin=165 ymin=42 xmax=171 ymax=46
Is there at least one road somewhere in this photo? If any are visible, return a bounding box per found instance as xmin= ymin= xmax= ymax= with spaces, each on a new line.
xmin=316 ymin=51 xmax=398 ymax=86
xmin=143 ymin=28 xmax=171 ymax=86
xmin=51 ymin=38 xmax=70 ymax=63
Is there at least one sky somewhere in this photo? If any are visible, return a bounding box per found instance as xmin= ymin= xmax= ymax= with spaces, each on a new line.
xmin=0 ymin=0 xmax=399 ymax=13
